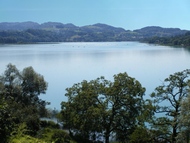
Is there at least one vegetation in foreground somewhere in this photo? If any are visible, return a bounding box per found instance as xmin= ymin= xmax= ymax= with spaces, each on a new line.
xmin=1 ymin=64 xmax=190 ymax=143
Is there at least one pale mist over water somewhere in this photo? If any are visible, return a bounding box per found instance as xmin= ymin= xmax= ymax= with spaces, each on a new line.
xmin=0 ymin=42 xmax=190 ymax=109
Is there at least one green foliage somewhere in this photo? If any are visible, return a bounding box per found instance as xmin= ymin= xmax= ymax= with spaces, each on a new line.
xmin=2 ymin=62 xmax=190 ymax=143
xmin=10 ymin=136 xmax=46 ymax=143
xmin=51 ymin=129 xmax=71 ymax=143
xmin=37 ymin=128 xmax=74 ymax=143
xmin=11 ymin=123 xmax=29 ymax=139
xmin=0 ymin=97 xmax=15 ymax=142
xmin=61 ymin=72 xmax=147 ymax=143
xmin=9 ymin=123 xmax=46 ymax=143
xmin=21 ymin=66 xmax=47 ymax=99
xmin=0 ymin=64 xmax=48 ymax=141
xmin=10 ymin=127 xmax=75 ymax=143
xmin=61 ymin=78 xmax=106 ymax=141
xmin=108 ymin=73 xmax=146 ymax=142
xmin=129 ymin=126 xmax=152 ymax=143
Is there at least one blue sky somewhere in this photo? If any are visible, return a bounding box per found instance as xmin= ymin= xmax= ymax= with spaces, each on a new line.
xmin=0 ymin=0 xmax=190 ymax=30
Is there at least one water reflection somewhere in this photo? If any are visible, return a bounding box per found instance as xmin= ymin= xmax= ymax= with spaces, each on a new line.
xmin=0 ymin=42 xmax=190 ymax=109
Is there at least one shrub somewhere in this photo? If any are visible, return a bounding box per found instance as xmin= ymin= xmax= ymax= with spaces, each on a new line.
xmin=51 ymin=129 xmax=71 ymax=143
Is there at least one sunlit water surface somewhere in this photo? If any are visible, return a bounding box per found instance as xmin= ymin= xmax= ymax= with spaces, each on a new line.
xmin=0 ymin=42 xmax=190 ymax=109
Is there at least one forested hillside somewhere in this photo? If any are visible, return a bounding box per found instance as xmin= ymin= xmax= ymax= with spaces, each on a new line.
xmin=142 ymin=31 xmax=190 ymax=47
xmin=0 ymin=22 xmax=188 ymax=43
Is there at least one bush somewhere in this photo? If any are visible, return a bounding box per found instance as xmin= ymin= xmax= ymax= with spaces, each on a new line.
xmin=51 ymin=129 xmax=71 ymax=143
xmin=10 ymin=135 xmax=46 ymax=143
xmin=37 ymin=128 xmax=73 ymax=143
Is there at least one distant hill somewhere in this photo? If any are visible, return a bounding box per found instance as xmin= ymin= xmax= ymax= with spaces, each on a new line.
xmin=0 ymin=22 xmax=40 ymax=31
xmin=134 ymin=26 xmax=188 ymax=37
xmin=142 ymin=31 xmax=190 ymax=47
xmin=0 ymin=22 xmax=189 ymax=43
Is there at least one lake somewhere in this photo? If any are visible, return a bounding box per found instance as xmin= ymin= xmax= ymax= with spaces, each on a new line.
xmin=0 ymin=42 xmax=190 ymax=109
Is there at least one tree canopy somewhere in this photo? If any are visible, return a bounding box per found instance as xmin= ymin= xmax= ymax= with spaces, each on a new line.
xmin=1 ymin=63 xmax=190 ymax=142
xmin=0 ymin=64 xmax=48 ymax=142
xmin=61 ymin=72 xmax=147 ymax=143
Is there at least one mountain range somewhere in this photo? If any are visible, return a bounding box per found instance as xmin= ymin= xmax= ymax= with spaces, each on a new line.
xmin=0 ymin=22 xmax=189 ymax=43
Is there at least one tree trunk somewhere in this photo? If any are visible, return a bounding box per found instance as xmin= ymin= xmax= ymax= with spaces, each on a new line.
xmin=105 ymin=134 xmax=109 ymax=143
xmin=172 ymin=126 xmax=177 ymax=143
xmin=186 ymin=131 xmax=189 ymax=143
xmin=105 ymin=129 xmax=110 ymax=143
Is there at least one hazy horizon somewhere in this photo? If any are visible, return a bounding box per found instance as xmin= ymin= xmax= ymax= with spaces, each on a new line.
xmin=1 ymin=21 xmax=189 ymax=31
xmin=0 ymin=0 xmax=190 ymax=30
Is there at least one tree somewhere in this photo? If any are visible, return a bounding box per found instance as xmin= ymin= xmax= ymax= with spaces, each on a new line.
xmin=61 ymin=72 xmax=146 ymax=143
xmin=21 ymin=66 xmax=48 ymax=111
xmin=0 ymin=64 xmax=48 ymax=140
xmin=0 ymin=64 xmax=48 ymax=109
xmin=176 ymin=93 xmax=190 ymax=143
xmin=0 ymin=96 xmax=15 ymax=142
xmin=103 ymin=73 xmax=146 ymax=143
xmin=61 ymin=78 xmax=105 ymax=142
xmin=0 ymin=64 xmax=22 ymax=142
xmin=150 ymin=69 xmax=190 ymax=143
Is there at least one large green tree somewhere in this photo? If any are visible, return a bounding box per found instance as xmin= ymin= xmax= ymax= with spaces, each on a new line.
xmin=150 ymin=69 xmax=190 ymax=143
xmin=0 ymin=64 xmax=48 ymax=141
xmin=61 ymin=72 xmax=146 ymax=143
xmin=61 ymin=78 xmax=105 ymax=142
xmin=103 ymin=73 xmax=146 ymax=143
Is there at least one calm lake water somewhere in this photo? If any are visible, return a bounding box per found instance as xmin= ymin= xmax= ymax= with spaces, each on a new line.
xmin=0 ymin=42 xmax=190 ymax=109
